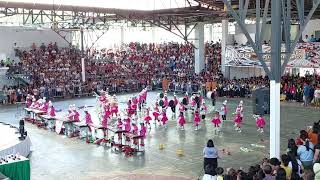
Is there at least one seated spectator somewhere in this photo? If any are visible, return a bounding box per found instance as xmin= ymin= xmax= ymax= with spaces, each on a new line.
xmin=215 ymin=167 xmax=224 ymax=180
xmin=202 ymin=164 xmax=216 ymax=180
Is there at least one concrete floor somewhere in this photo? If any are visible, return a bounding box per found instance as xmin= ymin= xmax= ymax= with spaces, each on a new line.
xmin=0 ymin=91 xmax=319 ymax=180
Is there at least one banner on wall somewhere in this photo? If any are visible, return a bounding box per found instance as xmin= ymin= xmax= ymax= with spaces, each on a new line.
xmin=225 ymin=43 xmax=320 ymax=68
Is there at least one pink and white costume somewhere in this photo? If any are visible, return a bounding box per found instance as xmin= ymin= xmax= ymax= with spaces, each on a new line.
xmin=178 ymin=113 xmax=186 ymax=129
xmin=256 ymin=116 xmax=266 ymax=132
xmin=212 ymin=114 xmax=221 ymax=127
xmin=85 ymin=112 xmax=93 ymax=125
xmin=161 ymin=112 xmax=168 ymax=126
xmin=144 ymin=108 xmax=152 ymax=124
xmin=194 ymin=110 xmax=201 ymax=126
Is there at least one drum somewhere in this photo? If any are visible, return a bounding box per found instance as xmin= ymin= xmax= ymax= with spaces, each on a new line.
xmin=159 ymin=100 xmax=164 ymax=107
xmin=195 ymin=96 xmax=200 ymax=104
xmin=159 ymin=93 xmax=164 ymax=99
xmin=169 ymin=100 xmax=175 ymax=108
xmin=206 ymin=91 xmax=213 ymax=99
xmin=182 ymin=98 xmax=188 ymax=105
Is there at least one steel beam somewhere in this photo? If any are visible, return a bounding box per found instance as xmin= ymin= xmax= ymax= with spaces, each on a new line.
xmin=242 ymin=0 xmax=249 ymax=23
xmin=260 ymin=0 xmax=270 ymax=45
xmin=281 ymin=0 xmax=320 ymax=75
xmin=255 ymin=0 xmax=260 ymax=49
xmin=222 ymin=0 xmax=272 ymax=79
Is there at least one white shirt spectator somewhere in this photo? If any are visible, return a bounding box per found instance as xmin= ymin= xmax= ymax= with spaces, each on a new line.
xmin=202 ymin=174 xmax=216 ymax=180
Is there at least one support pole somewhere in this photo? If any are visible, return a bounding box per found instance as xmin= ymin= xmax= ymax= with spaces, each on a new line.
xmin=270 ymin=0 xmax=281 ymax=159
xmin=221 ymin=19 xmax=228 ymax=75
xmin=80 ymin=28 xmax=84 ymax=53
xmin=120 ymin=26 xmax=124 ymax=44
xmin=194 ymin=22 xmax=205 ymax=74
xmin=81 ymin=57 xmax=85 ymax=83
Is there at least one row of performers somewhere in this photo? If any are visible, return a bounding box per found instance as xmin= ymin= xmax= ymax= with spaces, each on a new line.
xmin=97 ymin=88 xmax=148 ymax=117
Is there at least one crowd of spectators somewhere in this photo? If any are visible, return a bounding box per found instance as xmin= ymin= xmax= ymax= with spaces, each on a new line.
xmin=202 ymin=120 xmax=320 ymax=180
xmin=0 ymin=42 xmax=319 ymax=108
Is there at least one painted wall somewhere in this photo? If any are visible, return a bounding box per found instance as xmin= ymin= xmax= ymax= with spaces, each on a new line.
xmin=0 ymin=26 xmax=71 ymax=61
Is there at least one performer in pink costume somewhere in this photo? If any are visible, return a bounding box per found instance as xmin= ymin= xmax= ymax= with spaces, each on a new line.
xmin=85 ymin=110 xmax=93 ymax=125
xmin=161 ymin=111 xmax=168 ymax=127
xmin=211 ymin=112 xmax=221 ymax=128
xmin=200 ymin=102 xmax=207 ymax=121
xmin=84 ymin=107 xmax=93 ymax=143
xmin=144 ymin=108 xmax=152 ymax=128
xmin=220 ymin=100 xmax=228 ymax=121
xmin=163 ymin=96 xmax=169 ymax=108
xmin=26 ymin=94 xmax=32 ymax=108
xmin=66 ymin=105 xmax=74 ymax=120
xmin=234 ymin=106 xmax=242 ymax=132
xmin=178 ymin=112 xmax=186 ymax=130
xmin=256 ymin=115 xmax=266 ymax=133
xmin=194 ymin=109 xmax=201 ymax=130
xmin=179 ymin=102 xmax=185 ymax=113
xmin=152 ymin=102 xmax=160 ymax=124
xmin=117 ymin=118 xmax=123 ymax=129
xmin=140 ymin=123 xmax=147 ymax=147
xmin=124 ymin=118 xmax=131 ymax=132
xmin=41 ymin=100 xmax=49 ymax=113
xmin=48 ymin=101 xmax=56 ymax=117
xmin=73 ymin=108 xmax=80 ymax=122
xmin=111 ymin=104 xmax=118 ymax=117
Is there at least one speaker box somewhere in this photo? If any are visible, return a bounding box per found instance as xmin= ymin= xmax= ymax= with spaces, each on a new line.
xmin=252 ymin=88 xmax=270 ymax=115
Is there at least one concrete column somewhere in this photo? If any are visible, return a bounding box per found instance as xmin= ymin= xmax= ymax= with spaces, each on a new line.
xmin=209 ymin=24 xmax=213 ymax=42
xmin=194 ymin=22 xmax=205 ymax=74
xmin=120 ymin=26 xmax=125 ymax=45
xmin=81 ymin=57 xmax=85 ymax=83
xmin=152 ymin=27 xmax=156 ymax=42
xmin=221 ymin=19 xmax=228 ymax=75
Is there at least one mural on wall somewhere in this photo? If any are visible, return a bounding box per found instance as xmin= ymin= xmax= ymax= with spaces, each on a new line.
xmin=225 ymin=43 xmax=320 ymax=68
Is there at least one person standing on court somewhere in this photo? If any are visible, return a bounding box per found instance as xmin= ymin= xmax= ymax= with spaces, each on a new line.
xmin=203 ymin=139 xmax=219 ymax=175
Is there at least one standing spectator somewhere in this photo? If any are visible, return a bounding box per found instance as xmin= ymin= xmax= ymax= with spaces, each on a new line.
xmin=314 ymin=162 xmax=320 ymax=180
xmin=297 ymin=132 xmax=314 ymax=169
xmin=203 ymin=139 xmax=219 ymax=176
xmin=262 ymin=165 xmax=274 ymax=180
xmin=303 ymin=83 xmax=311 ymax=106
xmin=313 ymin=133 xmax=320 ymax=163
xmin=275 ymin=168 xmax=287 ymax=180
xmin=280 ymin=154 xmax=292 ymax=179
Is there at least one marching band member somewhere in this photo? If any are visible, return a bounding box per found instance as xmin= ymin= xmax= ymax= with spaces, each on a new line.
xmin=48 ymin=101 xmax=56 ymax=117
xmin=200 ymin=102 xmax=207 ymax=121
xmin=144 ymin=107 xmax=152 ymax=128
xmin=239 ymin=100 xmax=244 ymax=121
xmin=194 ymin=108 xmax=201 ymax=130
xmin=255 ymin=115 xmax=266 ymax=133
xmin=140 ymin=123 xmax=147 ymax=148
xmin=161 ymin=111 xmax=168 ymax=128
xmin=26 ymin=94 xmax=32 ymax=108
xmin=234 ymin=105 xmax=242 ymax=133
xmin=73 ymin=106 xmax=80 ymax=122
xmin=178 ymin=112 xmax=186 ymax=130
xmin=220 ymin=100 xmax=228 ymax=121
xmin=84 ymin=106 xmax=93 ymax=143
xmin=152 ymin=102 xmax=161 ymax=124
xmin=132 ymin=123 xmax=139 ymax=148
xmin=212 ymin=111 xmax=221 ymax=128
xmin=67 ymin=105 xmax=74 ymax=120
